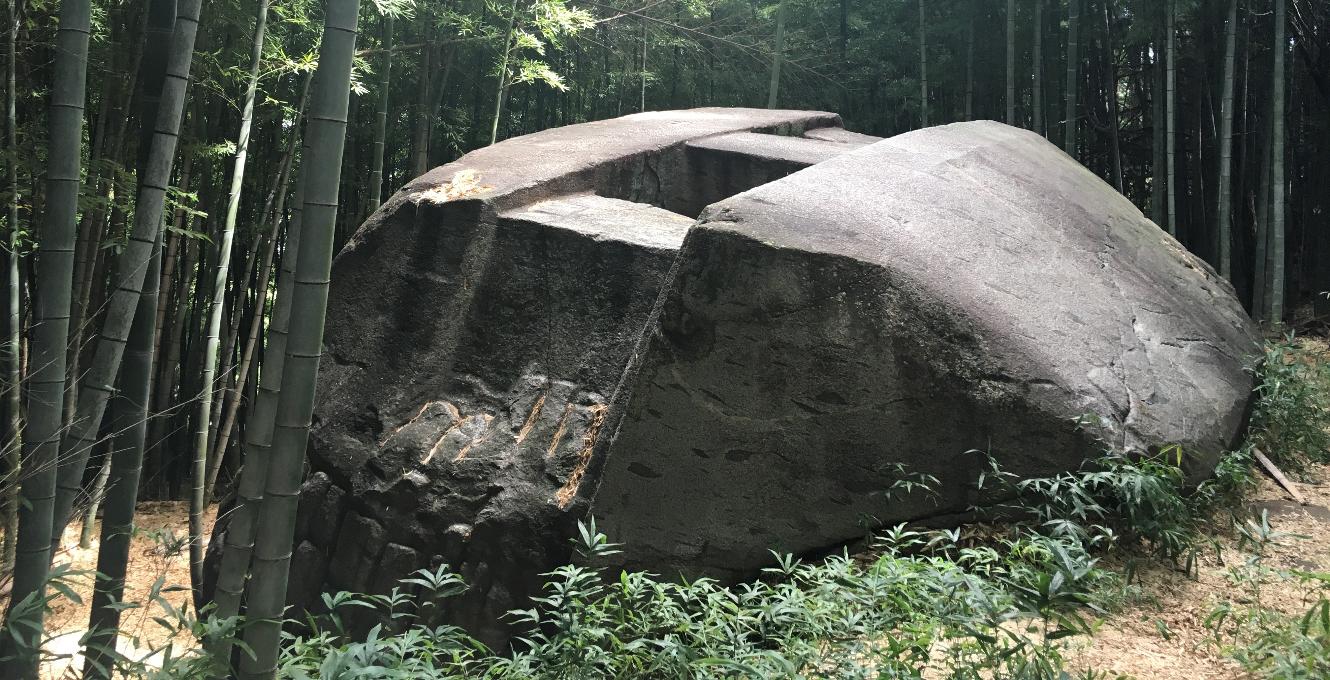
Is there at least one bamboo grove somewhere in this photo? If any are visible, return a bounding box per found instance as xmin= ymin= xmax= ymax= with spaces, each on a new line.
xmin=0 ymin=0 xmax=1327 ymax=678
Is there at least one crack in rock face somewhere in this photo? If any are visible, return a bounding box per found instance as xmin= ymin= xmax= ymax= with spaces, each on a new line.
xmin=204 ymin=110 xmax=1259 ymax=647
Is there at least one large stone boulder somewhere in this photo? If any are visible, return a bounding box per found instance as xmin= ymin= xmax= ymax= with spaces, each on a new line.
xmin=211 ymin=109 xmax=1259 ymax=646
xmin=273 ymin=108 xmax=879 ymax=643
xmin=589 ymin=120 xmax=1260 ymax=578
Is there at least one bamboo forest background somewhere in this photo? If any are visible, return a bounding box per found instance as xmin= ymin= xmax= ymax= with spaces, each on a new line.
xmin=0 ymin=0 xmax=1326 ymax=674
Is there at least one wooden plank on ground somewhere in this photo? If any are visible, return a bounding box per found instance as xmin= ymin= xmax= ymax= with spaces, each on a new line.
xmin=1253 ymin=447 xmax=1307 ymax=505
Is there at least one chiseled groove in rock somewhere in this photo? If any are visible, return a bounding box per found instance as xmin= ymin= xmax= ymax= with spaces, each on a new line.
xmin=555 ymin=403 xmax=608 ymax=509
xmin=514 ymin=393 xmax=546 ymax=445
xmin=378 ymin=400 xmax=451 ymax=447
xmin=545 ymin=404 xmax=574 ymax=460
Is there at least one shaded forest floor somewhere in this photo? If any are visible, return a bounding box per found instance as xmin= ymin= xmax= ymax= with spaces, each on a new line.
xmin=32 ymin=468 xmax=1330 ymax=679
xmin=1065 ymin=464 xmax=1330 ymax=679
xmin=40 ymin=502 xmax=216 ymax=679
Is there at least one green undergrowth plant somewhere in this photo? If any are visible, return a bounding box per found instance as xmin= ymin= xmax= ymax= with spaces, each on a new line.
xmin=976 ymin=445 xmax=1201 ymax=574
xmin=0 ymin=551 xmax=237 ymax=679
xmin=1204 ymin=511 xmax=1330 ymax=679
xmin=1247 ymin=335 xmax=1330 ymax=472
xmin=272 ymin=519 xmax=1111 ymax=679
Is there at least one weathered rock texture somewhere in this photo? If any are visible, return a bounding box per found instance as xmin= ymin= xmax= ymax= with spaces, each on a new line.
xmin=208 ymin=110 xmax=1259 ymax=646
xmin=589 ymin=121 xmax=1260 ymax=579
xmin=265 ymin=109 xmax=869 ymax=644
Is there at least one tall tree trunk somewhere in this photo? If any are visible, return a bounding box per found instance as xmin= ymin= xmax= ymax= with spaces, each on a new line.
xmin=490 ymin=0 xmax=519 ymax=145
xmin=1165 ymin=0 xmax=1178 ymax=236
xmin=1064 ymin=0 xmax=1080 ymax=155
xmin=2 ymin=0 xmax=22 ymax=576
xmin=209 ymin=75 xmax=310 ymax=499
xmin=918 ymin=0 xmax=927 ymax=127
xmin=191 ymin=1 xmax=269 ymax=599
xmin=1103 ymin=0 xmax=1122 ymax=193
xmin=238 ymin=1 xmax=360 ymax=676
xmin=409 ymin=12 xmax=433 ymax=176
xmin=1269 ymin=0 xmax=1286 ymax=321
xmin=146 ymin=152 xmax=198 ymax=498
xmin=367 ymin=14 xmax=392 ymax=214
xmin=1 ymin=2 xmax=91 ymax=673
xmin=839 ymin=0 xmax=848 ymax=63
xmin=50 ymin=0 xmax=202 ymax=551
xmin=1254 ymin=105 xmax=1271 ymax=319
xmin=191 ymin=4 xmax=270 ymax=576
xmin=1216 ymin=0 xmax=1238 ymax=280
xmin=1033 ymin=0 xmax=1043 ymax=134
xmin=640 ymin=16 xmax=647 ymax=111
xmin=1006 ymin=0 xmax=1016 ymax=125
xmin=1152 ymin=12 xmax=1167 ymax=228
xmin=153 ymin=151 xmax=193 ymax=364
xmin=767 ymin=0 xmax=786 ymax=109
xmin=82 ymin=233 xmax=160 ymax=680
xmin=965 ymin=5 xmax=975 ymax=121
xmin=211 ymin=141 xmax=305 ymax=629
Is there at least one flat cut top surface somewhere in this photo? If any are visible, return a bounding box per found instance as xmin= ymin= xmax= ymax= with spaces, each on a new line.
xmin=502 ymin=194 xmax=694 ymax=251
xmin=686 ymin=131 xmax=859 ymax=166
xmin=801 ymin=127 xmax=883 ymax=147
xmin=698 ymin=120 xmax=1259 ymax=455
xmin=401 ymin=108 xmax=842 ymax=209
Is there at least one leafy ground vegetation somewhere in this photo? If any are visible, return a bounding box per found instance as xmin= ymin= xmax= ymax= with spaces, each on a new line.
xmin=13 ymin=337 xmax=1330 ymax=679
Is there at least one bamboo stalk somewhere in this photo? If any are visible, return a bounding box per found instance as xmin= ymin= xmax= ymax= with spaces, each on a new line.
xmin=238 ymin=1 xmax=360 ymax=674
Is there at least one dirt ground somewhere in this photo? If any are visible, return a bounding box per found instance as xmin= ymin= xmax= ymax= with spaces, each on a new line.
xmin=39 ymin=501 xmax=216 ymax=679
xmin=1065 ymin=465 xmax=1330 ymax=680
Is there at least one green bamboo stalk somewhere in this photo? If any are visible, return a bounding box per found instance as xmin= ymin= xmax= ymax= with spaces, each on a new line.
xmin=367 ymin=14 xmax=392 ymax=213
xmin=1215 ymin=0 xmax=1238 ymax=280
xmin=1165 ymin=0 xmax=1177 ymax=235
xmin=191 ymin=0 xmax=269 ymax=603
xmin=965 ymin=6 xmax=974 ymax=121
xmin=2 ymin=0 xmax=23 ymax=575
xmin=238 ymin=2 xmax=360 ymax=676
xmin=210 ymin=74 xmax=311 ymax=485
xmin=1103 ymin=0 xmax=1123 ymax=193
xmin=1064 ymin=0 xmax=1080 ymax=156
xmin=639 ymin=16 xmax=646 ymax=111
xmin=209 ymin=139 xmax=305 ymax=627
xmin=82 ymin=234 xmax=161 ymax=680
xmin=490 ymin=0 xmax=519 ymax=146
xmin=1 ymin=1 xmax=91 ymax=675
xmin=48 ymin=0 xmax=203 ymax=548
xmin=767 ymin=0 xmax=786 ymax=109
xmin=1269 ymin=0 xmax=1286 ymax=322
xmin=1033 ymin=0 xmax=1042 ymax=134
xmin=1254 ymin=96 xmax=1272 ymax=319
xmin=1151 ymin=8 xmax=1166 ymax=228
xmin=1006 ymin=0 xmax=1015 ymax=125
xmin=917 ymin=0 xmax=927 ymax=127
